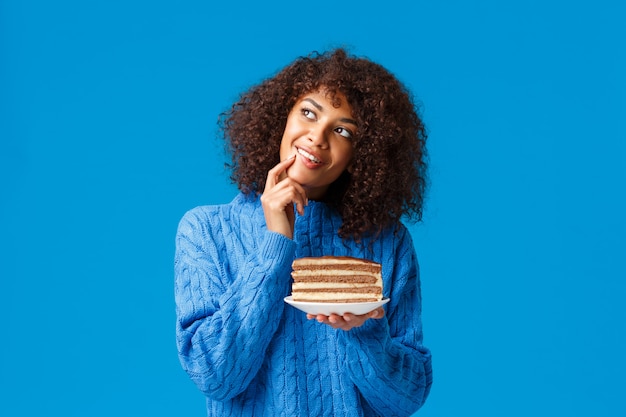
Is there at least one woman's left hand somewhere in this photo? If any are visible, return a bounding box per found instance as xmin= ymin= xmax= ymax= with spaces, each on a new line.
xmin=306 ymin=307 xmax=385 ymax=331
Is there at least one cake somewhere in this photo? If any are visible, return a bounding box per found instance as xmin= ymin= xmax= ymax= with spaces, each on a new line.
xmin=290 ymin=256 xmax=383 ymax=303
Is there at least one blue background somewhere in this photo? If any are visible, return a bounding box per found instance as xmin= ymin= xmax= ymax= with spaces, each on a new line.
xmin=1 ymin=1 xmax=624 ymax=416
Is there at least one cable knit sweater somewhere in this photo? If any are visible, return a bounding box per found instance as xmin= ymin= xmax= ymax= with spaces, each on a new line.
xmin=174 ymin=193 xmax=432 ymax=416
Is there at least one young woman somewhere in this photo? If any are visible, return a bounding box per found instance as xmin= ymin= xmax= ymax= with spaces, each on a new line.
xmin=175 ymin=48 xmax=432 ymax=416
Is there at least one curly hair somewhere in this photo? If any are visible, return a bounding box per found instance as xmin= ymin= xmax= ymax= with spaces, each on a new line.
xmin=219 ymin=48 xmax=428 ymax=241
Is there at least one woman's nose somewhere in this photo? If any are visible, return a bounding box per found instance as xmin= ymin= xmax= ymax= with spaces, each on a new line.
xmin=308 ymin=125 xmax=328 ymax=148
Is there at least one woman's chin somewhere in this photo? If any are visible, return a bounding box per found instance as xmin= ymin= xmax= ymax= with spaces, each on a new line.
xmin=285 ymin=167 xmax=308 ymax=183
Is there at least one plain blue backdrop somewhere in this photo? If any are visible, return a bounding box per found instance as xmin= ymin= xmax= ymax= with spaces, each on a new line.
xmin=1 ymin=1 xmax=624 ymax=416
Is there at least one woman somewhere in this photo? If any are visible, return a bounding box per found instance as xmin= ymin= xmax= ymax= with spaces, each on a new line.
xmin=175 ymin=48 xmax=432 ymax=416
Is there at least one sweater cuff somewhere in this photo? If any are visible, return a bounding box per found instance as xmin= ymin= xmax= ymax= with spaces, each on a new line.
xmin=260 ymin=230 xmax=296 ymax=269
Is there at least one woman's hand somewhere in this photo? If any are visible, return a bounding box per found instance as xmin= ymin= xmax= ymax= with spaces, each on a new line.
xmin=261 ymin=155 xmax=308 ymax=239
xmin=306 ymin=307 xmax=385 ymax=331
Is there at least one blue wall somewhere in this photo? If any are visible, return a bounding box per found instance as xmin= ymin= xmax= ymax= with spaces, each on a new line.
xmin=1 ymin=1 xmax=624 ymax=415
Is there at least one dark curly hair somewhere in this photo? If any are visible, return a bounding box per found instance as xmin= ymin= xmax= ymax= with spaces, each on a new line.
xmin=219 ymin=48 xmax=428 ymax=241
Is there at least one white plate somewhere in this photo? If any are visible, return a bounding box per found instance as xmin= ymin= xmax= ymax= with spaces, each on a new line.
xmin=284 ymin=296 xmax=390 ymax=316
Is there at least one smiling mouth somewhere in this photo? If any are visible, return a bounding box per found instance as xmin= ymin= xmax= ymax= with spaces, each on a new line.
xmin=296 ymin=147 xmax=322 ymax=164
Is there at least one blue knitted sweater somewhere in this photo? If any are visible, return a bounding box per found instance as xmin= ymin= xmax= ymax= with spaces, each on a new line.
xmin=174 ymin=193 xmax=432 ymax=416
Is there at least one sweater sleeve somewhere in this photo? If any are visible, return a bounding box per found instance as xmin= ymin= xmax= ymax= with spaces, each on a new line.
xmin=174 ymin=206 xmax=296 ymax=401
xmin=338 ymin=227 xmax=433 ymax=416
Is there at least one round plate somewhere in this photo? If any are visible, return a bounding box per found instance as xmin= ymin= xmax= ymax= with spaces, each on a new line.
xmin=284 ymin=296 xmax=390 ymax=316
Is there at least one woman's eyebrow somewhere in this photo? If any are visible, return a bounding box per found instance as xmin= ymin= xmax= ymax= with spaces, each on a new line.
xmin=302 ymin=98 xmax=358 ymax=126
xmin=340 ymin=117 xmax=358 ymax=126
xmin=303 ymin=98 xmax=323 ymax=111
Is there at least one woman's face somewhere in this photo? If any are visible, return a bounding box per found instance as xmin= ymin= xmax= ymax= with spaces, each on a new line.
xmin=279 ymin=89 xmax=356 ymax=200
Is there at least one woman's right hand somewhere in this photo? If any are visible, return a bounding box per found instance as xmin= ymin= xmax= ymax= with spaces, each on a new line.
xmin=260 ymin=155 xmax=308 ymax=239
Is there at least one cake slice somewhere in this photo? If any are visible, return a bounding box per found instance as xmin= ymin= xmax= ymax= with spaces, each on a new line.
xmin=290 ymin=256 xmax=383 ymax=303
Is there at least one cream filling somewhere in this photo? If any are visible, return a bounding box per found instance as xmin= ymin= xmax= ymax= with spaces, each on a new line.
xmin=292 ymin=282 xmax=379 ymax=290
xmin=292 ymin=292 xmax=382 ymax=301
xmin=294 ymin=258 xmax=378 ymax=267
xmin=292 ymin=270 xmax=379 ymax=276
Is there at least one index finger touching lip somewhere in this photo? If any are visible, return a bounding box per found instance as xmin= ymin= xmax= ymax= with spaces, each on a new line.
xmin=265 ymin=154 xmax=296 ymax=188
xmin=279 ymin=154 xmax=296 ymax=168
xmin=271 ymin=154 xmax=296 ymax=175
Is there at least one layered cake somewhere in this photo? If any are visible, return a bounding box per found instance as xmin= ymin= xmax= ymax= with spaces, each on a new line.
xmin=290 ymin=256 xmax=383 ymax=303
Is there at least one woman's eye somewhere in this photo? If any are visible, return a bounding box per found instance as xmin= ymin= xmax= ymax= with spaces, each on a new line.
xmin=335 ymin=127 xmax=353 ymax=139
xmin=302 ymin=108 xmax=316 ymax=120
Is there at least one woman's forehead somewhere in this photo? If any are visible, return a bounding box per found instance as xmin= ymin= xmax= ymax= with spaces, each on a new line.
xmin=295 ymin=88 xmax=349 ymax=109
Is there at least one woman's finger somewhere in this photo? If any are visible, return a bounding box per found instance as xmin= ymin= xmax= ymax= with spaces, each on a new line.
xmin=264 ymin=156 xmax=308 ymax=215
xmin=307 ymin=308 xmax=384 ymax=331
xmin=263 ymin=178 xmax=308 ymax=214
xmin=369 ymin=307 xmax=385 ymax=319
xmin=264 ymin=154 xmax=296 ymax=190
